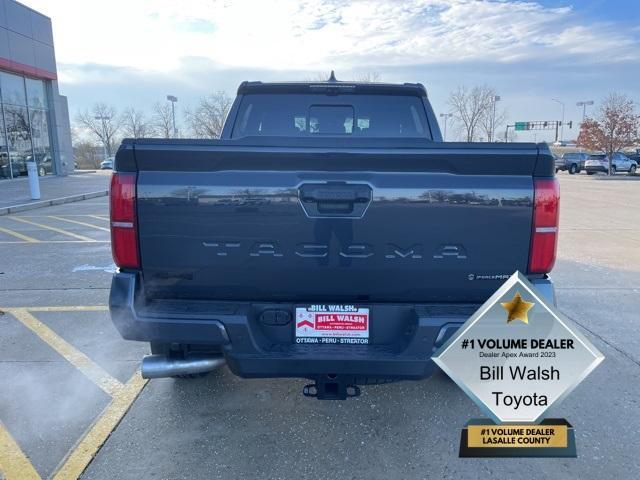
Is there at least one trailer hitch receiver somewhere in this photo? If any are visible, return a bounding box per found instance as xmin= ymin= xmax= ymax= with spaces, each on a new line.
xmin=303 ymin=376 xmax=361 ymax=400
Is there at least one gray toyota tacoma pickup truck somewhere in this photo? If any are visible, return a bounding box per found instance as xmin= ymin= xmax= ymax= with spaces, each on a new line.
xmin=109 ymin=75 xmax=559 ymax=399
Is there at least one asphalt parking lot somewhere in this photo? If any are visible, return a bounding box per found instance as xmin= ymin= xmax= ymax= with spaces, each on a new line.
xmin=0 ymin=173 xmax=639 ymax=480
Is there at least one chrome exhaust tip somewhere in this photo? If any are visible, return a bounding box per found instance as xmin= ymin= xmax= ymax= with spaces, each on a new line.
xmin=141 ymin=353 xmax=226 ymax=379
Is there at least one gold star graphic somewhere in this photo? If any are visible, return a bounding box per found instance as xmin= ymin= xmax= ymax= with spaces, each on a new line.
xmin=500 ymin=292 xmax=535 ymax=324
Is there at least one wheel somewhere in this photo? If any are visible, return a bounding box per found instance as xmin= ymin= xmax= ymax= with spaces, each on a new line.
xmin=610 ymin=165 xmax=616 ymax=175
xmin=587 ymin=171 xmax=595 ymax=175
xmin=569 ymin=164 xmax=578 ymax=174
xmin=149 ymin=342 xmax=211 ymax=379
xmin=629 ymin=165 xmax=637 ymax=175
xmin=38 ymin=166 xmax=46 ymax=176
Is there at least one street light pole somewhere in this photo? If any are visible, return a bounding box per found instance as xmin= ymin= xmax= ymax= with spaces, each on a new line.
xmin=552 ymin=98 xmax=565 ymax=141
xmin=576 ymin=100 xmax=594 ymax=123
xmin=167 ymin=95 xmax=178 ymax=138
xmin=439 ymin=112 xmax=453 ymax=141
xmin=491 ymin=95 xmax=501 ymax=142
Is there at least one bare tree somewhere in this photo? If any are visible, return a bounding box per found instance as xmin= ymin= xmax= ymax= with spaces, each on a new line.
xmin=304 ymin=71 xmax=331 ymax=81
xmin=4 ymin=107 xmax=30 ymax=150
xmin=75 ymin=103 xmax=121 ymax=156
xmin=121 ymin=108 xmax=152 ymax=138
xmin=73 ymin=140 xmax=101 ymax=168
xmin=448 ymin=85 xmax=496 ymax=142
xmin=577 ymin=93 xmax=639 ymax=174
xmin=479 ymin=102 xmax=507 ymax=142
xmin=184 ymin=91 xmax=233 ymax=139
xmin=356 ymin=72 xmax=381 ymax=83
xmin=306 ymin=71 xmax=381 ymax=82
xmin=152 ymin=102 xmax=174 ymax=138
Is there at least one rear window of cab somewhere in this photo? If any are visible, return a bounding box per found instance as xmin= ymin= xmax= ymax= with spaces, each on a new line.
xmin=231 ymin=93 xmax=431 ymax=139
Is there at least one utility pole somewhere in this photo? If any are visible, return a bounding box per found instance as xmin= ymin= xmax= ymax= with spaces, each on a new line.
xmin=490 ymin=95 xmax=501 ymax=142
xmin=576 ymin=100 xmax=594 ymax=123
xmin=94 ymin=115 xmax=110 ymax=160
xmin=552 ymin=98 xmax=565 ymax=141
xmin=439 ymin=112 xmax=453 ymax=141
xmin=167 ymin=95 xmax=178 ymax=138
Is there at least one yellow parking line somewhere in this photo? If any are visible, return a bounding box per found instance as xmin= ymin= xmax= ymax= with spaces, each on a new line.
xmin=0 ymin=226 xmax=40 ymax=243
xmin=0 ymin=420 xmax=41 ymax=480
xmin=27 ymin=306 xmax=110 ymax=312
xmin=10 ymin=309 xmax=123 ymax=396
xmin=9 ymin=218 xmax=96 ymax=242
xmin=53 ymin=372 xmax=147 ymax=480
xmin=48 ymin=216 xmax=110 ymax=232
xmin=1 ymin=306 xmax=142 ymax=480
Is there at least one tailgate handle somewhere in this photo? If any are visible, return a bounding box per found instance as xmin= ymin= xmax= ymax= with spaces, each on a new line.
xmin=301 ymin=187 xmax=369 ymax=203
xmin=299 ymin=183 xmax=372 ymax=217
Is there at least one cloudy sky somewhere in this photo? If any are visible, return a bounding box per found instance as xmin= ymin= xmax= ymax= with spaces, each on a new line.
xmin=22 ymin=0 xmax=640 ymax=142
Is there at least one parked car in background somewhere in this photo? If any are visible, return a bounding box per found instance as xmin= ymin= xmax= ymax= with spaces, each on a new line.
xmin=1 ymin=152 xmax=13 ymax=178
xmin=555 ymin=152 xmax=588 ymax=174
xmin=585 ymin=153 xmax=637 ymax=175
xmin=26 ymin=153 xmax=54 ymax=176
xmin=0 ymin=152 xmax=27 ymax=178
xmin=3 ymin=152 xmax=53 ymax=178
xmin=101 ymin=158 xmax=114 ymax=169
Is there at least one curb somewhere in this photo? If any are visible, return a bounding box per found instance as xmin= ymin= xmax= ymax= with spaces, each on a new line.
xmin=0 ymin=191 xmax=108 ymax=216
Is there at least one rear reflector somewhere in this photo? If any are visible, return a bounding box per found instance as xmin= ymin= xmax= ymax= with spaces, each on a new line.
xmin=110 ymin=172 xmax=139 ymax=269
xmin=528 ymin=178 xmax=559 ymax=274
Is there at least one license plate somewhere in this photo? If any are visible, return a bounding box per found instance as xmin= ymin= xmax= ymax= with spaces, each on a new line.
xmin=295 ymin=305 xmax=369 ymax=345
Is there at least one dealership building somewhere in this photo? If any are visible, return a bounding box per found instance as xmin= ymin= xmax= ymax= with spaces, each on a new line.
xmin=0 ymin=0 xmax=72 ymax=180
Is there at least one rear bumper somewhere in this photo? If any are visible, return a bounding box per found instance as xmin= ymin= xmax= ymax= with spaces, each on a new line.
xmin=585 ymin=165 xmax=607 ymax=173
xmin=109 ymin=272 xmax=555 ymax=380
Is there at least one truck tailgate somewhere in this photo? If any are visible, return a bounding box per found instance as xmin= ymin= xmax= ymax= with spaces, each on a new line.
xmin=133 ymin=141 xmax=544 ymax=303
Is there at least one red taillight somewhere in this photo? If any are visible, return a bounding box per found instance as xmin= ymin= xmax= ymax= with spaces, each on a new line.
xmin=110 ymin=172 xmax=139 ymax=269
xmin=528 ymin=178 xmax=559 ymax=274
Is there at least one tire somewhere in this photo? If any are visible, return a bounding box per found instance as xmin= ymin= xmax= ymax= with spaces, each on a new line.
xmin=38 ymin=166 xmax=46 ymax=176
xmin=569 ymin=164 xmax=578 ymax=174
xmin=587 ymin=171 xmax=595 ymax=175
xmin=610 ymin=165 xmax=616 ymax=175
xmin=555 ymin=168 xmax=559 ymax=173
xmin=629 ymin=165 xmax=637 ymax=175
